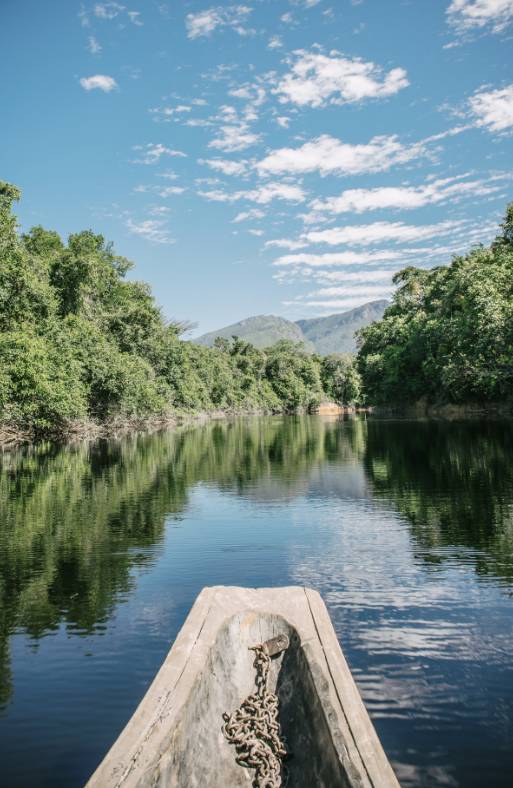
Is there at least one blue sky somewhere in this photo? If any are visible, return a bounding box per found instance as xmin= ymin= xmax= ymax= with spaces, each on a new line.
xmin=2 ymin=0 xmax=513 ymax=335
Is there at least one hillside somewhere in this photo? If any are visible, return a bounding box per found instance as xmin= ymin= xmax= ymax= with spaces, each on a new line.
xmin=195 ymin=300 xmax=388 ymax=354
xmin=297 ymin=300 xmax=388 ymax=355
xmin=195 ymin=314 xmax=315 ymax=351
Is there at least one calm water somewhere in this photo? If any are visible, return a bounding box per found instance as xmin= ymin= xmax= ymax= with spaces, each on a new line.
xmin=1 ymin=415 xmax=513 ymax=787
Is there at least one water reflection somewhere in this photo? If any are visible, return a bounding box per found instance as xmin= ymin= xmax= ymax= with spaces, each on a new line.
xmin=364 ymin=419 xmax=513 ymax=582
xmin=0 ymin=417 xmax=362 ymax=706
xmin=0 ymin=415 xmax=513 ymax=787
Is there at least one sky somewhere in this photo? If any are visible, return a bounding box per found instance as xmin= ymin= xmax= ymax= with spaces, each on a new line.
xmin=2 ymin=0 xmax=513 ymax=336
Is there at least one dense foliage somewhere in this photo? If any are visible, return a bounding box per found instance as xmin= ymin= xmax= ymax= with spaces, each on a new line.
xmin=0 ymin=183 xmax=359 ymax=439
xmin=357 ymin=204 xmax=513 ymax=406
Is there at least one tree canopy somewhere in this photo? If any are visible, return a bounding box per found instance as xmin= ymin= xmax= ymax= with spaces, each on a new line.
xmin=357 ymin=204 xmax=513 ymax=406
xmin=0 ymin=182 xmax=359 ymax=440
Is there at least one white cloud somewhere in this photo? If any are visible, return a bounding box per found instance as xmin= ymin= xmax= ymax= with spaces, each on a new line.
xmin=126 ymin=218 xmax=174 ymax=244
xmin=275 ymin=50 xmax=409 ymax=108
xmin=127 ymin=10 xmax=142 ymax=25
xmin=209 ymin=123 xmax=262 ymax=152
xmin=304 ymin=220 xmax=460 ymax=246
xmin=290 ymin=0 xmax=322 ymax=7
xmin=318 ymin=269 xmax=395 ymax=282
xmin=87 ymin=36 xmax=102 ymax=54
xmin=276 ymin=116 xmax=291 ymax=128
xmin=256 ymin=133 xmax=428 ymax=177
xmin=157 ymin=170 xmax=179 ymax=180
xmin=284 ymin=296 xmax=389 ymax=310
xmin=241 ymin=183 xmax=306 ymax=204
xmin=199 ymin=158 xmax=248 ymax=176
xmin=133 ymin=183 xmax=186 ymax=197
xmin=230 ymin=84 xmax=266 ymax=111
xmin=257 ymin=126 xmax=469 ymax=178
xmin=198 ymin=182 xmax=306 ymax=204
xmin=132 ymin=144 xmax=187 ymax=164
xmin=148 ymin=205 xmax=171 ymax=216
xmin=80 ymin=74 xmax=117 ymax=92
xmin=268 ymin=224 xmax=464 ymax=256
xmin=310 ymin=174 xmax=501 ymax=213
xmin=265 ymin=239 xmax=308 ymax=250
xmin=297 ymin=210 xmax=331 ymax=226
xmin=158 ymin=186 xmax=186 ymax=197
xmin=93 ymin=2 xmax=143 ymax=24
xmin=79 ymin=5 xmax=90 ymax=27
xmin=149 ymin=105 xmax=192 ymax=121
xmin=248 ymin=228 xmax=264 ymax=236
xmin=469 ymin=83 xmax=513 ymax=132
xmin=186 ymin=5 xmax=253 ymax=39
xmin=272 ymin=250 xmax=402 ymax=266
xmin=268 ymin=35 xmax=283 ymax=49
xmin=229 ymin=86 xmax=252 ymax=100
xmin=233 ymin=208 xmax=266 ymax=222
xmin=94 ymin=2 xmax=124 ymax=19
xmin=447 ymin=0 xmax=513 ymax=33
xmin=184 ymin=119 xmax=214 ymax=128
xmin=308 ymin=284 xmax=394 ymax=297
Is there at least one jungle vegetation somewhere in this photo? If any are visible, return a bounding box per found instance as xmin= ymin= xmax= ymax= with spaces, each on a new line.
xmin=0 ymin=182 xmax=360 ymax=441
xmin=357 ymin=203 xmax=513 ymax=406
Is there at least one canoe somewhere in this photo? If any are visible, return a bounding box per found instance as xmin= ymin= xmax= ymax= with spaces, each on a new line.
xmin=87 ymin=586 xmax=399 ymax=787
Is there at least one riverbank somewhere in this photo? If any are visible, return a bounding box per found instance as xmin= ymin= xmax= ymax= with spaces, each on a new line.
xmin=4 ymin=397 xmax=512 ymax=450
xmin=374 ymin=399 xmax=513 ymax=419
xmin=0 ymin=408 xmax=261 ymax=450
xmin=0 ymin=400 xmax=361 ymax=450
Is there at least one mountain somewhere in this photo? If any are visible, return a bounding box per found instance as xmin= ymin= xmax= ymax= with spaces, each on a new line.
xmin=297 ymin=300 xmax=389 ymax=355
xmin=194 ymin=314 xmax=315 ymax=351
xmin=195 ymin=300 xmax=388 ymax=354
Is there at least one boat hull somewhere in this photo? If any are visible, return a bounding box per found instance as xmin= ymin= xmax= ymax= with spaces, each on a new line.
xmin=87 ymin=586 xmax=399 ymax=787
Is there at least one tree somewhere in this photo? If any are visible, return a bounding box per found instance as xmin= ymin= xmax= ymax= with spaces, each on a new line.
xmin=321 ymin=354 xmax=361 ymax=404
xmin=0 ymin=183 xmax=56 ymax=331
xmin=0 ymin=180 xmax=366 ymax=439
xmin=357 ymin=202 xmax=513 ymax=406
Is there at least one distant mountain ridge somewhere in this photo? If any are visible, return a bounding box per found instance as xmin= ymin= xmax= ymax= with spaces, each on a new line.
xmin=195 ymin=299 xmax=388 ymax=355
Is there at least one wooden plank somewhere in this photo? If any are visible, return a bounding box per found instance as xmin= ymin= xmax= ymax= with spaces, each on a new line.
xmin=87 ymin=587 xmax=215 ymax=787
xmin=304 ymin=587 xmax=400 ymax=788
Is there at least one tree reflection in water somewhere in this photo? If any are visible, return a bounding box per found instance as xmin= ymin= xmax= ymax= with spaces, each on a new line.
xmin=1 ymin=415 xmax=513 ymax=721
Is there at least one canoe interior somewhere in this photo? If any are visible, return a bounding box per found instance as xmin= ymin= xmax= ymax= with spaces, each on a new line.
xmin=87 ymin=587 xmax=399 ymax=788
xmin=157 ymin=612 xmax=351 ymax=787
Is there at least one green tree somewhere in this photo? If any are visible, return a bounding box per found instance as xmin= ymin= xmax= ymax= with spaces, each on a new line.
xmin=321 ymin=353 xmax=361 ymax=404
xmin=357 ymin=203 xmax=513 ymax=406
xmin=0 ymin=183 xmax=56 ymax=331
xmin=0 ymin=181 xmax=365 ymax=440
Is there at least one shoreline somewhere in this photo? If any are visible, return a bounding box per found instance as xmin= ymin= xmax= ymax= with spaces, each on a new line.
xmin=5 ymin=399 xmax=511 ymax=451
xmin=0 ymin=402 xmax=364 ymax=451
xmin=374 ymin=400 xmax=513 ymax=420
xmin=0 ymin=408 xmax=268 ymax=452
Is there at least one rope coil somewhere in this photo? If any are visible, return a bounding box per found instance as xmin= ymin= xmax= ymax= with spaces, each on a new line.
xmin=222 ymin=640 xmax=288 ymax=788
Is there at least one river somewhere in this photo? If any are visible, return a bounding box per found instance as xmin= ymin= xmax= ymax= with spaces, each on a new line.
xmin=1 ymin=415 xmax=512 ymax=787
